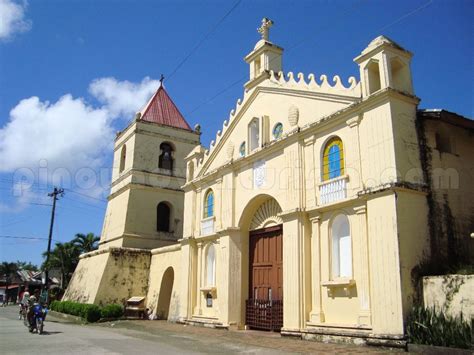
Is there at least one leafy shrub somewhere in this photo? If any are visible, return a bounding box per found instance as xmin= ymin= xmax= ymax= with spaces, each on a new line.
xmin=81 ymin=304 xmax=101 ymax=323
xmin=50 ymin=300 xmax=120 ymax=322
xmin=101 ymin=304 xmax=123 ymax=319
xmin=407 ymin=306 xmax=472 ymax=349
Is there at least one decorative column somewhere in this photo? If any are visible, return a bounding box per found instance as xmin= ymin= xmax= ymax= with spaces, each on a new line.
xmin=214 ymin=178 xmax=223 ymax=231
xmin=354 ymin=204 xmax=371 ymax=325
xmin=194 ymin=241 xmax=204 ymax=315
xmin=217 ymin=227 xmax=241 ymax=326
xmin=279 ymin=209 xmax=309 ymax=331
xmin=179 ymin=238 xmax=195 ymax=320
xmin=302 ymin=135 xmax=317 ymax=207
xmin=381 ymin=52 xmax=392 ymax=89
xmin=195 ymin=187 xmax=202 ymax=236
xmin=346 ymin=114 xmax=363 ymax=192
xmin=308 ymin=214 xmax=325 ymax=323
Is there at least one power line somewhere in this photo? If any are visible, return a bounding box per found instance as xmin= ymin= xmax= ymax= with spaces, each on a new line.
xmin=0 ymin=235 xmax=49 ymax=241
xmin=63 ymin=195 xmax=106 ymax=211
xmin=165 ymin=0 xmax=242 ymax=83
xmin=63 ymin=188 xmax=108 ymax=203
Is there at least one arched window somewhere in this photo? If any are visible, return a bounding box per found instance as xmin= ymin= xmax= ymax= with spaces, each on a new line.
xmin=119 ymin=145 xmax=126 ymax=173
xmin=322 ymin=137 xmax=344 ymax=181
xmin=203 ymin=189 xmax=214 ymax=218
xmin=249 ymin=118 xmax=260 ymax=152
xmin=159 ymin=142 xmax=174 ymax=171
xmin=206 ymin=244 xmax=216 ymax=286
xmin=331 ymin=214 xmax=352 ymax=278
xmin=157 ymin=202 xmax=171 ymax=232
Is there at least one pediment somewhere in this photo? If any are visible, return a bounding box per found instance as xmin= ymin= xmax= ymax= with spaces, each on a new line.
xmin=195 ymin=71 xmax=360 ymax=178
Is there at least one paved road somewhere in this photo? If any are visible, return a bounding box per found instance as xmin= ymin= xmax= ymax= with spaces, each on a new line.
xmin=1 ymin=306 xmax=405 ymax=354
xmin=0 ymin=306 xmax=282 ymax=354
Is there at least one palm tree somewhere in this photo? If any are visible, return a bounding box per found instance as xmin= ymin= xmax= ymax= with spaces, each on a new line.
xmin=73 ymin=233 xmax=100 ymax=254
xmin=42 ymin=242 xmax=80 ymax=289
xmin=0 ymin=262 xmax=18 ymax=277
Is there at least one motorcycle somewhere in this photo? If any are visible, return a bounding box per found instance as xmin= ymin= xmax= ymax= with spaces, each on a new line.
xmin=25 ymin=303 xmax=48 ymax=334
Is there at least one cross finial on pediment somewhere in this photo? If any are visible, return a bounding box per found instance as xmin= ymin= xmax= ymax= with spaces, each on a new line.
xmin=257 ymin=17 xmax=274 ymax=41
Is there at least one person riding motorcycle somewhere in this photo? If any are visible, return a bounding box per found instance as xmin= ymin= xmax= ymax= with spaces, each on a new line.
xmin=19 ymin=291 xmax=30 ymax=320
xmin=26 ymin=295 xmax=37 ymax=326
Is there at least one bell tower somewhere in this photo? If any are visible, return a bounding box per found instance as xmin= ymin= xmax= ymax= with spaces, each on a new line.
xmin=244 ymin=18 xmax=283 ymax=91
xmin=354 ymin=35 xmax=414 ymax=97
xmin=99 ymin=84 xmax=201 ymax=249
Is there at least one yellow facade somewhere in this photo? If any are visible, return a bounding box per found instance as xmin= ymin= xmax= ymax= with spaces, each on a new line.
xmin=65 ymin=20 xmax=473 ymax=346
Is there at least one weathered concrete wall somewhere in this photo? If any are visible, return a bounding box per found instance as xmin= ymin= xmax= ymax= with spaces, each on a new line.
xmin=146 ymin=245 xmax=184 ymax=321
xmin=421 ymin=113 xmax=474 ymax=265
xmin=64 ymin=247 xmax=151 ymax=306
xmin=423 ymin=275 xmax=473 ymax=320
xmin=63 ymin=250 xmax=110 ymax=304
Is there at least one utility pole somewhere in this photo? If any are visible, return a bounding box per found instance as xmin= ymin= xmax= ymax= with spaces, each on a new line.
xmin=44 ymin=187 xmax=64 ymax=302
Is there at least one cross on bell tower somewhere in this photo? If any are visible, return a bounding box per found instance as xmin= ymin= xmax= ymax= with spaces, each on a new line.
xmin=257 ymin=17 xmax=273 ymax=41
xmin=244 ymin=18 xmax=283 ymax=91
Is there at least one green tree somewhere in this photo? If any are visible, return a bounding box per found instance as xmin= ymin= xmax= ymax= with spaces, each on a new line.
xmin=42 ymin=242 xmax=80 ymax=289
xmin=15 ymin=261 xmax=38 ymax=271
xmin=0 ymin=262 xmax=18 ymax=277
xmin=73 ymin=233 xmax=99 ymax=254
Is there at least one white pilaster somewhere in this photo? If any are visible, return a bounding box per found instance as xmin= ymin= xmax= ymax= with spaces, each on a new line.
xmin=308 ymin=214 xmax=325 ymax=323
xmin=354 ymin=204 xmax=371 ymax=325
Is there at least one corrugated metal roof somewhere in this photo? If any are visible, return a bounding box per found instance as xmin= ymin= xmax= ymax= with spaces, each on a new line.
xmin=140 ymin=86 xmax=192 ymax=131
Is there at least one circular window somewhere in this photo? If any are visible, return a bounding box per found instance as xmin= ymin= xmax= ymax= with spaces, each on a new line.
xmin=239 ymin=142 xmax=246 ymax=157
xmin=273 ymin=123 xmax=283 ymax=139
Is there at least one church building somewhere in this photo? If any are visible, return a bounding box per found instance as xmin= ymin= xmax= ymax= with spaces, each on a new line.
xmin=65 ymin=19 xmax=474 ymax=346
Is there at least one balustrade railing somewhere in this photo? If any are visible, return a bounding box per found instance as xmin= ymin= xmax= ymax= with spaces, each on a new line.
xmin=319 ymin=176 xmax=347 ymax=205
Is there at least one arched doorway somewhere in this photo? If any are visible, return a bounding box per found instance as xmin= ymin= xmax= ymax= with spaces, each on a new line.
xmin=156 ymin=267 xmax=174 ymax=319
xmin=244 ymin=198 xmax=283 ymax=331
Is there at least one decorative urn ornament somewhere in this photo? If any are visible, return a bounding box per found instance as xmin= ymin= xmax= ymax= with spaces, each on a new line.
xmin=288 ymin=105 xmax=299 ymax=126
xmin=226 ymin=141 xmax=235 ymax=160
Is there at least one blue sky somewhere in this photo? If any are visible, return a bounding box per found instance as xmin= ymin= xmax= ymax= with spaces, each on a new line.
xmin=0 ymin=0 xmax=472 ymax=266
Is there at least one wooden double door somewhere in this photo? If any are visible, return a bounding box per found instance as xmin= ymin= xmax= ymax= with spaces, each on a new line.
xmin=246 ymin=225 xmax=283 ymax=331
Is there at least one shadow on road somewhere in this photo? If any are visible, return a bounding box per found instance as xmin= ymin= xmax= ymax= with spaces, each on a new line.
xmin=42 ymin=331 xmax=63 ymax=335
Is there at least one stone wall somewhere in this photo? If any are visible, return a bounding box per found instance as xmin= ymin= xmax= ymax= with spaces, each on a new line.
xmin=64 ymin=247 xmax=151 ymax=306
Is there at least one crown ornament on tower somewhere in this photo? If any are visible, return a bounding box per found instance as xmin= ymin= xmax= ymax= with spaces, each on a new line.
xmin=257 ymin=17 xmax=274 ymax=41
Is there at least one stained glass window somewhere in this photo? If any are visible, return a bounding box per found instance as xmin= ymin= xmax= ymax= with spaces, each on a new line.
xmin=273 ymin=123 xmax=283 ymax=139
xmin=239 ymin=142 xmax=246 ymax=157
xmin=322 ymin=137 xmax=344 ymax=181
xmin=204 ymin=190 xmax=214 ymax=218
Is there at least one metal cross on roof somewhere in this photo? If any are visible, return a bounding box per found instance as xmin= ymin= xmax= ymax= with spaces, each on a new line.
xmin=257 ymin=17 xmax=274 ymax=41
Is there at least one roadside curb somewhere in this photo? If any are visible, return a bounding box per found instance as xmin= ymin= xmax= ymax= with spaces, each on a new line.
xmin=47 ymin=310 xmax=85 ymax=324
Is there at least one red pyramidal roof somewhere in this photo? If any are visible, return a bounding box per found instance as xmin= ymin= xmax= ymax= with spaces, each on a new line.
xmin=140 ymin=85 xmax=192 ymax=131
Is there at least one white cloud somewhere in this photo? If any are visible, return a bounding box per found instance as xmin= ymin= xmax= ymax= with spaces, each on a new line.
xmin=0 ymin=0 xmax=31 ymax=40
xmin=0 ymin=95 xmax=112 ymax=173
xmin=0 ymin=76 xmax=160 ymax=198
xmin=0 ymin=182 xmax=49 ymax=213
xmin=89 ymin=76 xmax=160 ymax=119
